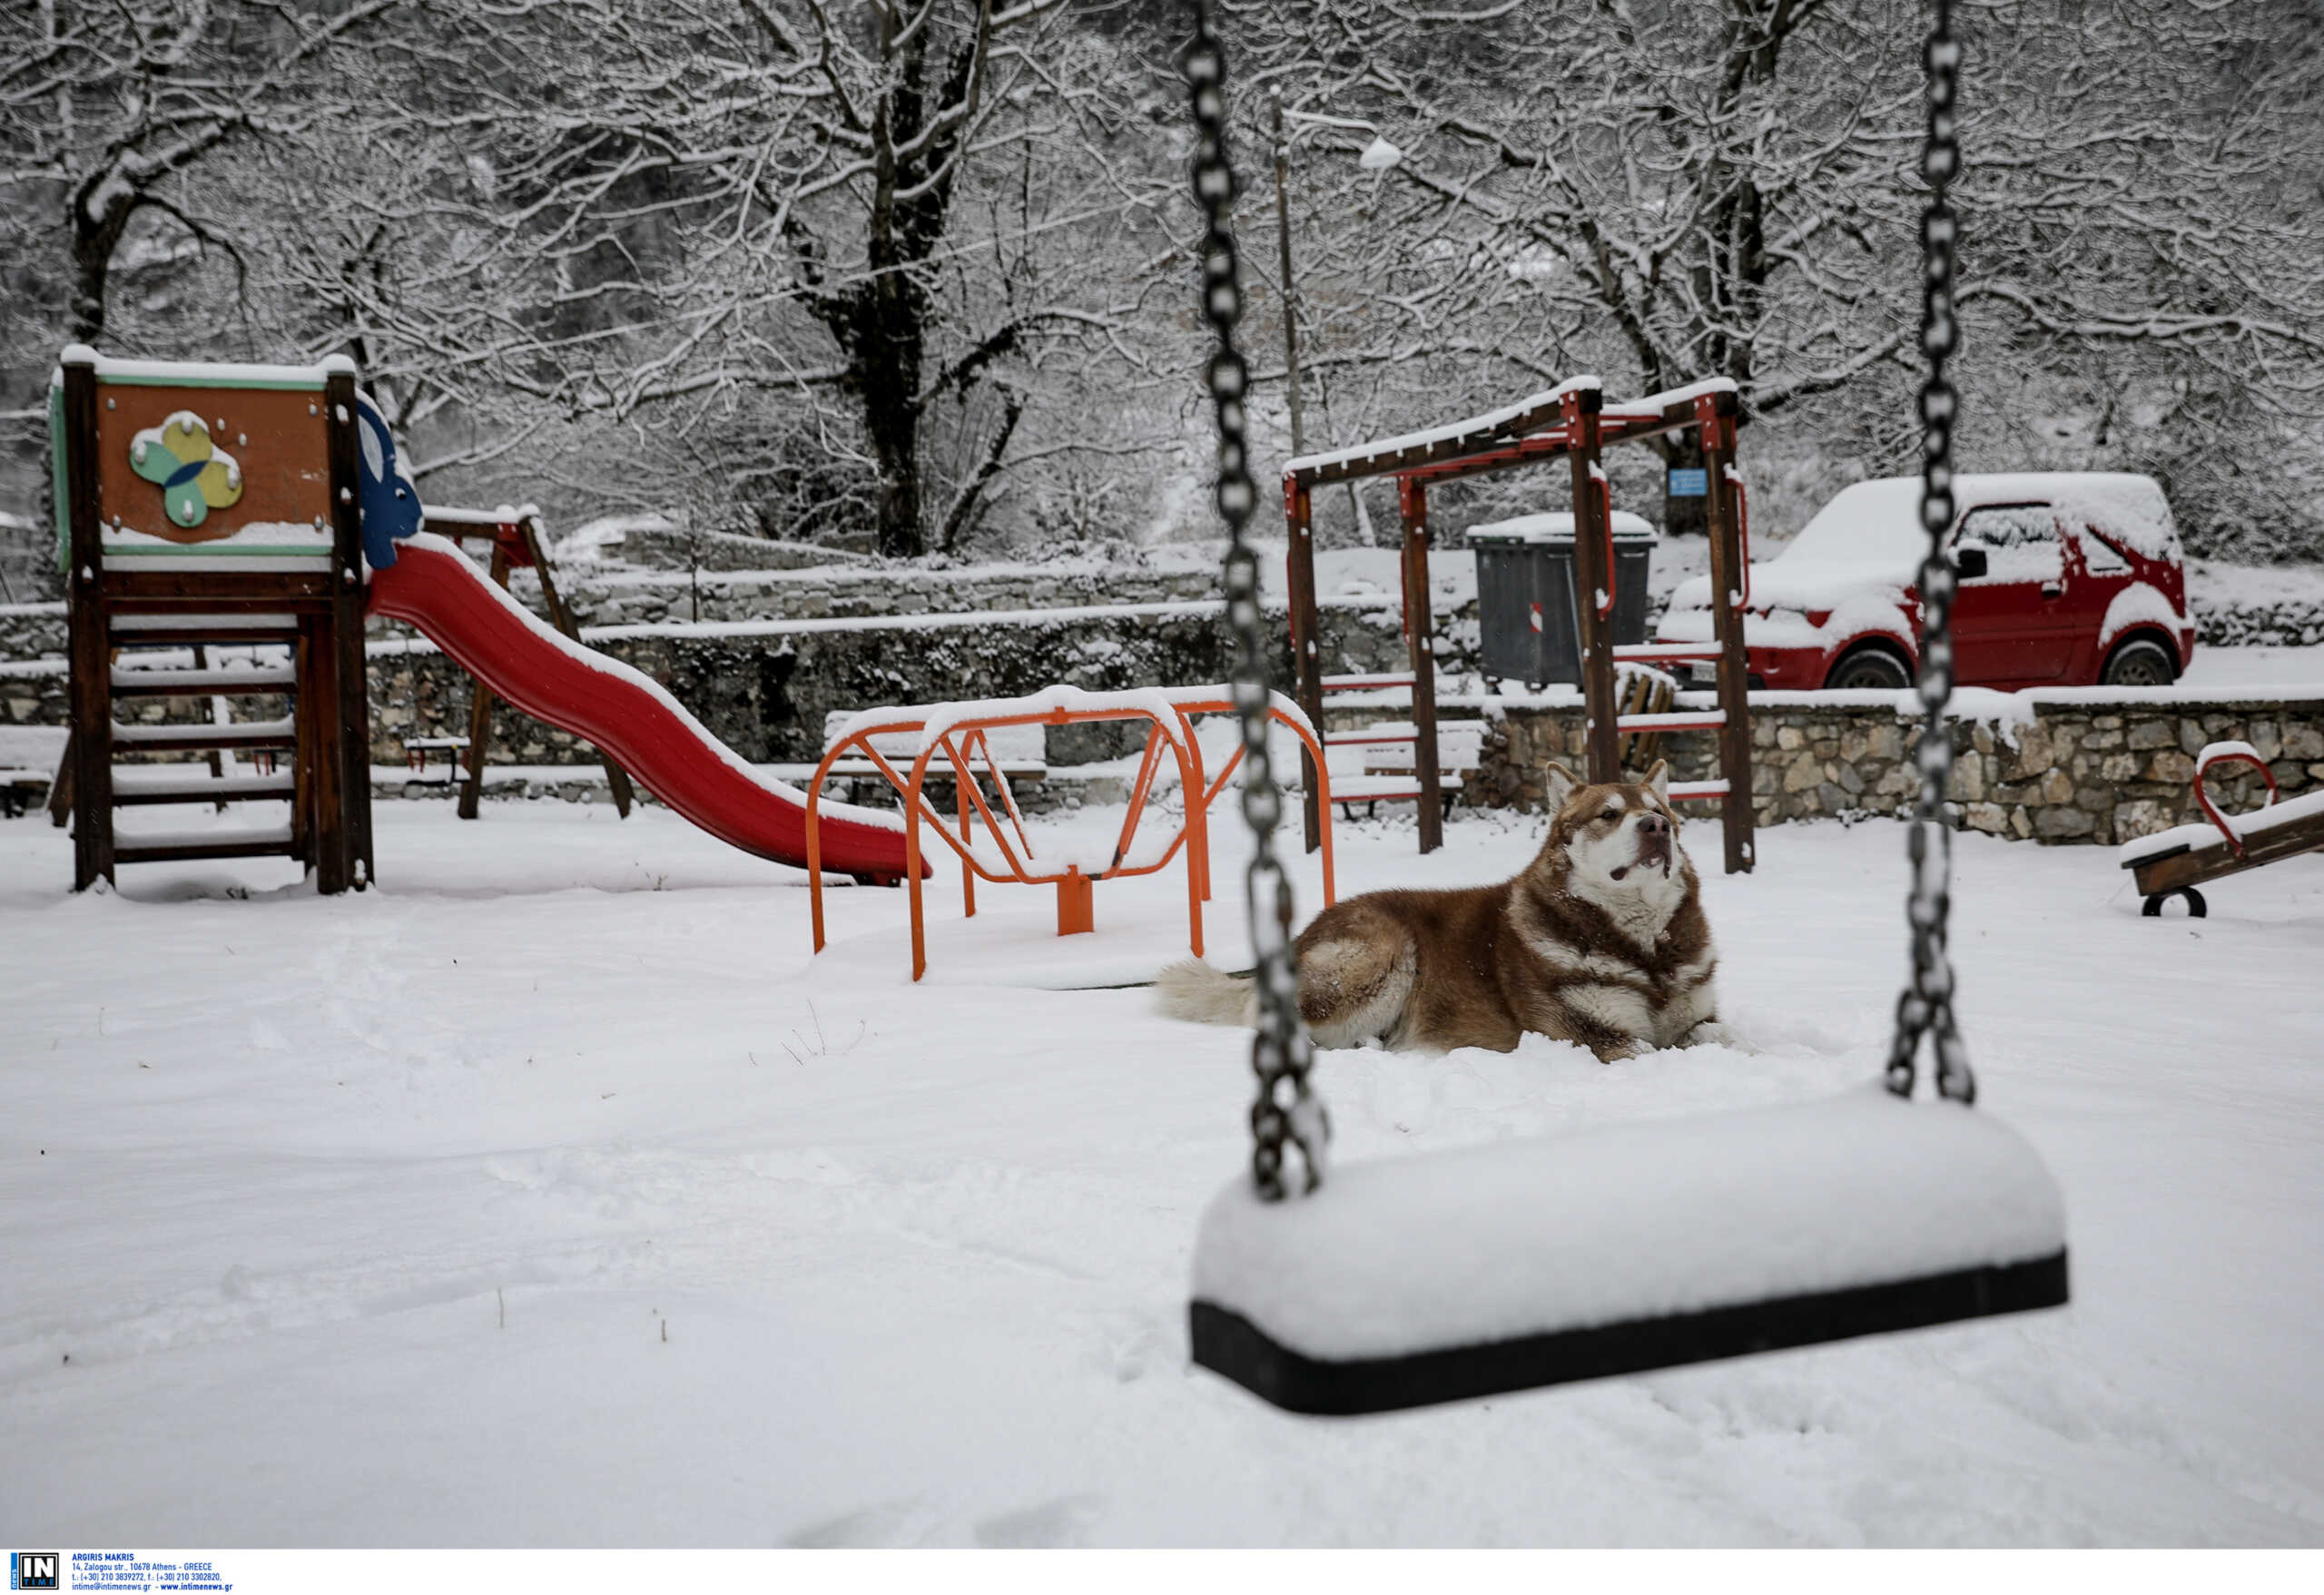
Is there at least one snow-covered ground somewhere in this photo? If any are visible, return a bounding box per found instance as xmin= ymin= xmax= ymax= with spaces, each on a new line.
xmin=2180 ymin=646 xmax=2324 ymax=692
xmin=3 ymin=800 xmax=2320 ymax=1546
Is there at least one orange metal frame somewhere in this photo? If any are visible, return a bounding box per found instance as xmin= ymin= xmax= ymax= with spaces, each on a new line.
xmin=804 ymin=693 xmax=1335 ymax=980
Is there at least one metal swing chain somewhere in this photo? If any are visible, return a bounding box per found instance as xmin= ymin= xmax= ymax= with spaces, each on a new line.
xmin=1886 ymin=0 xmax=1976 ymax=1107
xmin=1183 ymin=1 xmax=1328 ymax=1199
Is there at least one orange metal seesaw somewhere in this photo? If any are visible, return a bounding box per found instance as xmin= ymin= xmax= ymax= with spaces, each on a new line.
xmin=803 ymin=684 xmax=1335 ymax=980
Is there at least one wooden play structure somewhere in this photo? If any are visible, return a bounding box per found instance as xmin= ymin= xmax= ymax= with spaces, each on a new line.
xmin=50 ymin=345 xmax=918 ymax=891
xmin=417 ymin=505 xmax=634 ymax=820
xmin=805 ymin=684 xmax=1334 ymax=980
xmin=2120 ymin=741 xmax=2324 ymax=916
xmin=51 ymin=348 xmax=376 ymax=891
xmin=1280 ymin=377 xmax=1757 ymax=873
xmin=47 ymin=350 xmax=636 ymax=893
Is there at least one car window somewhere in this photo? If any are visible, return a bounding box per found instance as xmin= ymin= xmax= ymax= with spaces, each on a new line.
xmin=2079 ymin=526 xmax=2132 ymax=575
xmin=1953 ymin=504 xmax=2062 ymax=583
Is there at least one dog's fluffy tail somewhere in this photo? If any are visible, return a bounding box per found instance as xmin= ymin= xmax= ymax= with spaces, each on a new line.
xmin=1153 ymin=959 xmax=1259 ymax=1028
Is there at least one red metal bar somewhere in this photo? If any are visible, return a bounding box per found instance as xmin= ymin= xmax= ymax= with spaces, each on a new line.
xmin=1110 ymin=726 xmax=1168 ymax=871
xmin=1398 ymin=427 xmax=1573 ymax=486
xmin=2194 ymin=747 xmax=2279 ymax=860
xmin=936 ymin=734 xmax=1039 ymax=885
xmin=956 ymin=750 xmax=976 ymax=919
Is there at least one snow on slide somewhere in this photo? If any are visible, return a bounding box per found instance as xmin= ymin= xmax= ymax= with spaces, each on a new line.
xmin=367 ymin=533 xmax=913 ymax=880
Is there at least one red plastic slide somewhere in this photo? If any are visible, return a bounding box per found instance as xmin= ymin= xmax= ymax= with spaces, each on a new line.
xmin=368 ymin=533 xmax=913 ymax=880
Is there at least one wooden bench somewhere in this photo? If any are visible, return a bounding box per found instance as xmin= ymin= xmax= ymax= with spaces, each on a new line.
xmin=402 ymin=734 xmax=470 ymax=783
xmin=818 ymin=711 xmax=1048 ymax=783
xmin=1329 ymin=719 xmax=1483 ymax=819
xmin=0 ymin=727 xmax=69 ymax=822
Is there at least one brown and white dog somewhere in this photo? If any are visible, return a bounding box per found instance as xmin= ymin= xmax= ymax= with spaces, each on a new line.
xmin=1156 ymin=759 xmax=1728 ymax=1059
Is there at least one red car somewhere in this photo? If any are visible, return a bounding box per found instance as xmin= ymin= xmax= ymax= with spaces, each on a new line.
xmin=1658 ymin=472 xmax=2195 ymax=691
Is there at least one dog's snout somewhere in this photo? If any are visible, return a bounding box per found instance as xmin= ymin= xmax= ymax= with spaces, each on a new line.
xmin=1637 ymin=812 xmax=1671 ymax=838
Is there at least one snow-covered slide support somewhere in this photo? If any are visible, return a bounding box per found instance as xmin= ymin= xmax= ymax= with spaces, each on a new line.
xmin=2117 ymin=741 xmax=2324 ymax=918
xmin=1190 ymin=1086 xmax=2069 ymax=1414
xmin=368 ymin=534 xmax=915 ymax=881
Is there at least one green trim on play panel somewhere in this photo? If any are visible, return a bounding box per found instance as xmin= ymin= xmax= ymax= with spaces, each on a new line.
xmin=98 ymin=372 xmax=326 ymax=391
xmin=103 ymin=546 xmax=332 ymax=560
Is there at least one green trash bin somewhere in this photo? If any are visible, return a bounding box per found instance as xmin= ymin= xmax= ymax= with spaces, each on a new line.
xmin=1470 ymin=511 xmax=1659 ymax=690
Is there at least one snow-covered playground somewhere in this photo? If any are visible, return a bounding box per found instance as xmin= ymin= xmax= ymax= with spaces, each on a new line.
xmin=3 ymin=800 xmax=2319 ymax=1546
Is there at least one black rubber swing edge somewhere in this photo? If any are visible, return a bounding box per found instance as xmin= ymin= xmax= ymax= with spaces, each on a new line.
xmin=1189 ymin=1249 xmax=2068 ymax=1416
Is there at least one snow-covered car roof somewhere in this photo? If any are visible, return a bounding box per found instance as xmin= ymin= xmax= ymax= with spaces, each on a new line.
xmin=1673 ymin=472 xmax=2177 ymax=612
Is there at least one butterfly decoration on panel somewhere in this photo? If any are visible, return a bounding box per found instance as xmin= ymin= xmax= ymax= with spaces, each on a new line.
xmin=128 ymin=412 xmax=244 ymax=532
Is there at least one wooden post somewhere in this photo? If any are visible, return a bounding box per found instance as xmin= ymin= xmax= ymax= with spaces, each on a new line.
xmin=306 ymin=597 xmax=350 ymax=894
xmin=192 ymin=644 xmax=226 ymax=808
xmin=1398 ymin=475 xmax=1443 ymax=852
xmin=1697 ymin=391 xmax=1757 ymax=873
xmin=1564 ymin=387 xmax=1620 ymax=784
xmin=61 ymin=351 xmax=113 ymax=891
xmin=517 ymin=511 xmax=635 ymax=818
xmin=290 ymin=624 xmax=316 ymax=863
xmin=1284 ymin=476 xmax=1325 ymax=851
xmin=457 ymin=535 xmax=513 ymax=822
xmin=323 ymin=365 xmax=374 ymax=889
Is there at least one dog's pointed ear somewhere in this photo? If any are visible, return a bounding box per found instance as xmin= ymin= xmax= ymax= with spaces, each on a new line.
xmin=1642 ymin=758 xmax=1669 ymax=805
xmin=1542 ymin=761 xmax=1581 ymax=813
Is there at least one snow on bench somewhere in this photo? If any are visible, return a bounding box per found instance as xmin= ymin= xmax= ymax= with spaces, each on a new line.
xmin=822 ymin=710 xmax=1047 ymax=778
xmin=0 ymin=725 xmax=69 ymax=773
xmin=1345 ymin=720 xmax=1486 ymax=777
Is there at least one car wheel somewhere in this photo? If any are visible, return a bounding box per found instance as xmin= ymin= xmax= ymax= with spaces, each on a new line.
xmin=1825 ymin=645 xmax=1913 ymax=691
xmin=2102 ymin=635 xmax=2177 ymax=687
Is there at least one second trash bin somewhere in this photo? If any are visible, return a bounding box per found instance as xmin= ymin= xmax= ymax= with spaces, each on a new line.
xmin=1470 ymin=510 xmax=1659 ymax=690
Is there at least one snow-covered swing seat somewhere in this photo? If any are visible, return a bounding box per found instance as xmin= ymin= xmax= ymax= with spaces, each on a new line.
xmin=1174 ymin=0 xmax=2068 ymax=1415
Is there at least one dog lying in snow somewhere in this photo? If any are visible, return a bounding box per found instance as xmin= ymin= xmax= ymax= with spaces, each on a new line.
xmin=1157 ymin=759 xmax=1728 ymax=1059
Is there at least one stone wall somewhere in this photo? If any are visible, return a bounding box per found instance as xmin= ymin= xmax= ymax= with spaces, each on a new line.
xmin=2189 ymin=594 xmax=2324 ymax=649
xmin=0 ymin=602 xmax=65 ymax=659
xmin=1474 ymin=694 xmax=2324 ymax=847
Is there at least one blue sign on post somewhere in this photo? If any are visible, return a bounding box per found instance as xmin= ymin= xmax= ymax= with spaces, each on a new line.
xmin=1668 ymin=468 xmax=1709 ymax=497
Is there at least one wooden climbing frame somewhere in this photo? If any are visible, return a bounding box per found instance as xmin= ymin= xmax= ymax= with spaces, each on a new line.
xmin=1281 ymin=378 xmax=1757 ymax=873
xmin=54 ymin=349 xmax=373 ymax=891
